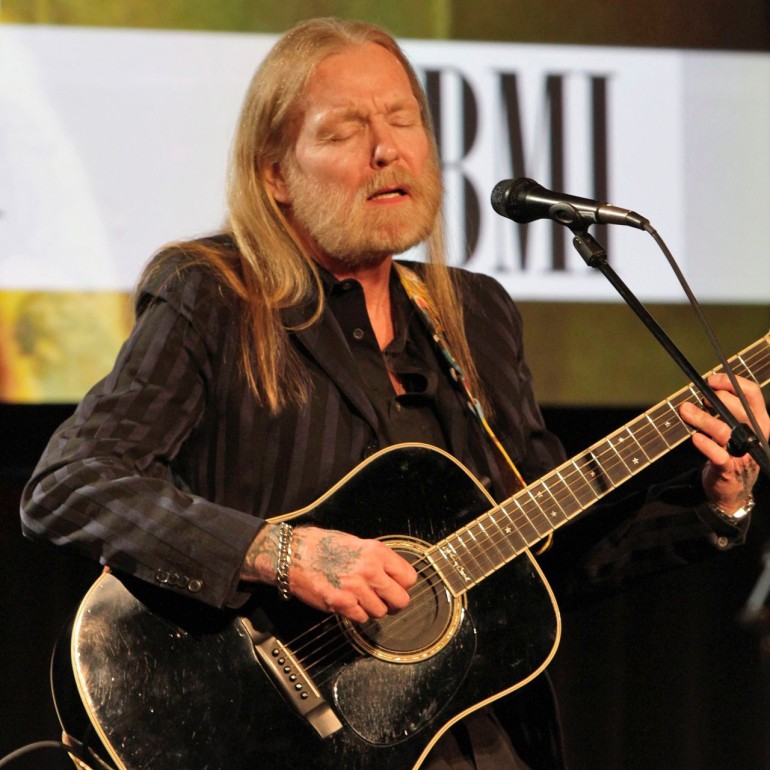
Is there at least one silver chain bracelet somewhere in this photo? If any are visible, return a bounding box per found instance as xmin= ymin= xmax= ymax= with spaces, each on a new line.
xmin=275 ymin=522 xmax=294 ymax=601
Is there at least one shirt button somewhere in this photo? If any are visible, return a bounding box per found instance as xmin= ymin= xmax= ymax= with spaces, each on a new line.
xmin=352 ymin=328 xmax=365 ymax=341
xmin=187 ymin=578 xmax=203 ymax=593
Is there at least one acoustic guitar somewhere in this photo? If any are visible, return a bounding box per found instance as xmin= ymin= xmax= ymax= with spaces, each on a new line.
xmin=52 ymin=333 xmax=770 ymax=770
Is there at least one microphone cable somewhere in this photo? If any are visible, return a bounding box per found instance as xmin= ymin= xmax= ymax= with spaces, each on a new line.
xmin=643 ymin=221 xmax=770 ymax=470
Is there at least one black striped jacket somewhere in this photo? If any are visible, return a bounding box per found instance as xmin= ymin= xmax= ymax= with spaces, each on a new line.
xmin=20 ymin=243 xmax=742 ymax=609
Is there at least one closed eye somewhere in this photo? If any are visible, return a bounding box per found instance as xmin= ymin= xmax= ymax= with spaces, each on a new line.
xmin=388 ymin=109 xmax=420 ymax=128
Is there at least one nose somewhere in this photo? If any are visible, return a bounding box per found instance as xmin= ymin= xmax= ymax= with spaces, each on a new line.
xmin=371 ymin=120 xmax=399 ymax=168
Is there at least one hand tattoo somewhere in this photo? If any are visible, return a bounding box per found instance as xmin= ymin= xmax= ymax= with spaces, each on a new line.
xmin=311 ymin=535 xmax=361 ymax=588
xmin=243 ymin=524 xmax=281 ymax=579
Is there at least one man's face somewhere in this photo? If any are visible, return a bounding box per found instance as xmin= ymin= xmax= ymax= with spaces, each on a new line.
xmin=272 ymin=43 xmax=442 ymax=270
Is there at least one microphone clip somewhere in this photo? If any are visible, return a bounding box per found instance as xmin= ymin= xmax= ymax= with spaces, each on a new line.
xmin=570 ymin=228 xmax=608 ymax=269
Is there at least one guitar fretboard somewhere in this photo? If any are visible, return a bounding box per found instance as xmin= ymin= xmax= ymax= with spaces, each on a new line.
xmin=429 ymin=333 xmax=770 ymax=595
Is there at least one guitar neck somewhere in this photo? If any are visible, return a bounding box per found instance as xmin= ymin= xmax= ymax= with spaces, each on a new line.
xmin=430 ymin=332 xmax=770 ymax=594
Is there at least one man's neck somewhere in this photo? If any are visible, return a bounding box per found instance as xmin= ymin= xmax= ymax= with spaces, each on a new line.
xmin=318 ymin=254 xmax=396 ymax=350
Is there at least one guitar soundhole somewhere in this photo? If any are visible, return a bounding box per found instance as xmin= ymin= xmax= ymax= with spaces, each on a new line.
xmin=346 ymin=539 xmax=463 ymax=662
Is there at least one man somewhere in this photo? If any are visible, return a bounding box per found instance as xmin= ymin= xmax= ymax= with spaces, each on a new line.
xmin=20 ymin=17 xmax=768 ymax=770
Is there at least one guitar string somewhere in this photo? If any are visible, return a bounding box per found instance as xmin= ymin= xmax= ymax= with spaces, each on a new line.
xmin=300 ymin=387 xmax=700 ymax=683
xmin=280 ymin=342 xmax=770 ymax=681
xmin=278 ymin=343 xmax=770 ymax=684
xmin=281 ymin=470 xmax=646 ymax=678
xmin=378 ymin=339 xmax=770 ymax=622
xmin=295 ymin=399 xmax=688 ymax=681
xmin=288 ymin=341 xmax=770 ymax=683
xmin=437 ymin=343 xmax=770 ymax=593
xmin=298 ymin=388 xmax=770 ymax=684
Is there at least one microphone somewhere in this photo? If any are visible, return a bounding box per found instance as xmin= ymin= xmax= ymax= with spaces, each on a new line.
xmin=491 ymin=177 xmax=649 ymax=230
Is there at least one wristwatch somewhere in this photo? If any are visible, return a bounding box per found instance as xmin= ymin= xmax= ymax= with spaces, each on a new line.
xmin=707 ymin=494 xmax=756 ymax=521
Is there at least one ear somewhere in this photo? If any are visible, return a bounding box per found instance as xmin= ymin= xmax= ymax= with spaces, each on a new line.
xmin=264 ymin=160 xmax=291 ymax=204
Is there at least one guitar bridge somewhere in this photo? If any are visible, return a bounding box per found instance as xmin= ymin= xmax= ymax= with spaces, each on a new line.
xmin=240 ymin=615 xmax=343 ymax=739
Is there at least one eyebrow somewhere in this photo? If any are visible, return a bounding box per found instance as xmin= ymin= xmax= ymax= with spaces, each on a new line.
xmin=324 ymin=97 xmax=421 ymax=121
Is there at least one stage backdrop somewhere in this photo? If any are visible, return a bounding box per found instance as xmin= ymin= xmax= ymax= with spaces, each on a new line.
xmin=2 ymin=4 xmax=770 ymax=770
xmin=1 ymin=9 xmax=769 ymax=405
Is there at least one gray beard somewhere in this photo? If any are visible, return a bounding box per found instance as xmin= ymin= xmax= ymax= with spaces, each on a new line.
xmin=283 ymin=163 xmax=442 ymax=266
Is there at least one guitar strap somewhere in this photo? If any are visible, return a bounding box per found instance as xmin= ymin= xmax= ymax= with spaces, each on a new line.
xmin=395 ymin=263 xmax=554 ymax=553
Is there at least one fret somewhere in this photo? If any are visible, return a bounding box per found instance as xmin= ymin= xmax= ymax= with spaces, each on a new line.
xmin=686 ymin=384 xmax=705 ymax=406
xmin=646 ymin=400 xmax=690 ymax=446
xmin=642 ymin=412 xmax=674 ymax=455
xmin=566 ymin=456 xmax=604 ymax=508
xmin=747 ymin=349 xmax=770 ymax=381
xmin=552 ymin=469 xmax=583 ymax=516
xmin=461 ymin=521 xmax=498 ymax=576
xmin=573 ymin=451 xmax=614 ymax=496
xmin=495 ymin=503 xmax=531 ymax=553
xmin=624 ymin=418 xmax=653 ymax=458
xmin=450 ymin=529 xmax=488 ymax=583
xmin=628 ymin=415 xmax=668 ymax=464
xmin=431 ymin=333 xmax=770 ymax=598
xmin=518 ymin=488 xmax=555 ymax=538
xmin=537 ymin=474 xmax=575 ymax=525
xmin=604 ymin=439 xmax=632 ymax=479
xmin=503 ymin=497 xmax=543 ymax=545
xmin=744 ymin=353 xmax=763 ymax=381
xmin=586 ymin=443 xmax=627 ymax=487
xmin=479 ymin=512 xmax=516 ymax=564
xmin=744 ymin=342 xmax=770 ymax=381
xmin=733 ymin=354 xmax=753 ymax=381
xmin=446 ymin=538 xmax=479 ymax=587
xmin=606 ymin=429 xmax=647 ymax=475
xmin=527 ymin=480 xmax=566 ymax=524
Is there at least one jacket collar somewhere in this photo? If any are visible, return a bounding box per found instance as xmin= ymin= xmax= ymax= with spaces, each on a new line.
xmin=283 ymin=260 xmax=473 ymax=457
xmin=283 ymin=288 xmax=380 ymax=431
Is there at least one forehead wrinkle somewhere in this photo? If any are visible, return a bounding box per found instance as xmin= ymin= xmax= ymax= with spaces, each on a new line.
xmin=290 ymin=44 xmax=428 ymax=151
xmin=309 ymin=95 xmax=421 ymax=130
xmin=303 ymin=47 xmax=419 ymax=111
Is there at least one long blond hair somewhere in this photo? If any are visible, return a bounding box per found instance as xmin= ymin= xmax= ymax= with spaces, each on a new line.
xmin=148 ymin=18 xmax=487 ymax=414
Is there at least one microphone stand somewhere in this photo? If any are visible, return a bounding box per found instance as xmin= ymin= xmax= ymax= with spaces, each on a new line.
xmin=569 ymin=227 xmax=770 ymax=480
xmin=564 ymin=216 xmax=770 ymax=769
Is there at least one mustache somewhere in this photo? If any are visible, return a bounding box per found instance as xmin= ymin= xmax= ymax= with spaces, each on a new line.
xmin=356 ymin=164 xmax=442 ymax=203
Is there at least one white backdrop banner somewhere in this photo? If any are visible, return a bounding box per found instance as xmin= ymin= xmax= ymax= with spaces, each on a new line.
xmin=1 ymin=25 xmax=768 ymax=301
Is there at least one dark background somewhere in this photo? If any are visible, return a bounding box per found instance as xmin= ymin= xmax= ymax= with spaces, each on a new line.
xmin=2 ymin=1 xmax=770 ymax=767
xmin=3 ymin=403 xmax=770 ymax=769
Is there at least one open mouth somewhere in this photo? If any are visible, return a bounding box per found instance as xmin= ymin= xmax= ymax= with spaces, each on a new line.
xmin=368 ymin=187 xmax=408 ymax=201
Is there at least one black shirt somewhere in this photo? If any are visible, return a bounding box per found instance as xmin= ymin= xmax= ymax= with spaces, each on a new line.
xmin=323 ymin=267 xmax=450 ymax=450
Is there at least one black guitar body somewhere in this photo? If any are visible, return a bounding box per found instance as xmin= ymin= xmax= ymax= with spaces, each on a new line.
xmin=52 ymin=335 xmax=770 ymax=769
xmin=59 ymin=445 xmax=560 ymax=770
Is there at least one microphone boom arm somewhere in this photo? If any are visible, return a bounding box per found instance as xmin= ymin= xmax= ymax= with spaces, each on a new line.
xmin=570 ymin=225 xmax=770 ymax=478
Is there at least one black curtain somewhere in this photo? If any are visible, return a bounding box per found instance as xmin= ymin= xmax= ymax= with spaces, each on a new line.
xmin=1 ymin=404 xmax=768 ymax=769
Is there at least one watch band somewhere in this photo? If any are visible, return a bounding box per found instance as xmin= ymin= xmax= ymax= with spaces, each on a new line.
xmin=707 ymin=494 xmax=755 ymax=521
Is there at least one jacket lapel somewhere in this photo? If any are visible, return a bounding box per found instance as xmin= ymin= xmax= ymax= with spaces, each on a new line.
xmin=284 ymin=304 xmax=380 ymax=431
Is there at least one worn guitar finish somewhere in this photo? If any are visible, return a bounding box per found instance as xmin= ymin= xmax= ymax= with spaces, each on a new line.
xmin=66 ymin=449 xmax=558 ymax=770
xmin=59 ymin=333 xmax=770 ymax=770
